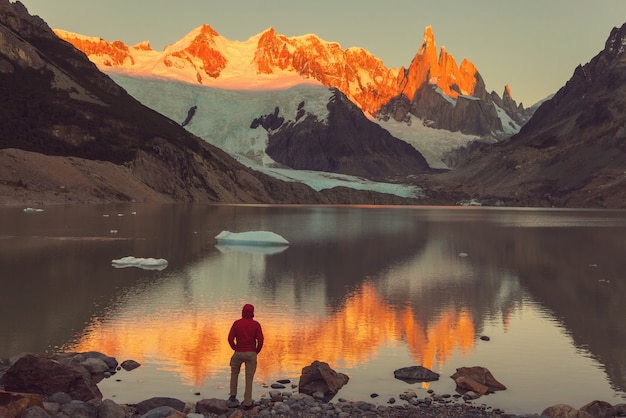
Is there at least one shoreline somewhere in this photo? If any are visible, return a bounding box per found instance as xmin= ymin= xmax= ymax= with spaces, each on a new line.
xmin=2 ymin=353 xmax=625 ymax=418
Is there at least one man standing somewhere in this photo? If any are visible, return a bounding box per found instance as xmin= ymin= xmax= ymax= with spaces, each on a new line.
xmin=228 ymin=303 xmax=264 ymax=409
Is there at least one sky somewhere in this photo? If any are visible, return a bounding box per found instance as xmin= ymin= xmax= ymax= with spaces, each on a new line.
xmin=15 ymin=0 xmax=626 ymax=106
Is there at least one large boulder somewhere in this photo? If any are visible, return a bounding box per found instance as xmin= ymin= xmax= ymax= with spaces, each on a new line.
xmin=579 ymin=400 xmax=616 ymax=418
xmin=450 ymin=366 xmax=506 ymax=395
xmin=298 ymin=361 xmax=349 ymax=400
xmin=541 ymin=403 xmax=594 ymax=418
xmin=393 ymin=366 xmax=440 ymax=383
xmin=0 ymin=354 xmax=102 ymax=401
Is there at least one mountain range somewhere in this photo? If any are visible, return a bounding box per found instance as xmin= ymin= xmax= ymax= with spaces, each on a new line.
xmin=1 ymin=0 xmax=624 ymax=208
xmin=54 ymin=24 xmax=531 ymax=137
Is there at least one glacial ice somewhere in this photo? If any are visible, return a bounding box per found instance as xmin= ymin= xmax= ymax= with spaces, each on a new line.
xmin=111 ymin=256 xmax=168 ymax=271
xmin=215 ymin=230 xmax=289 ymax=246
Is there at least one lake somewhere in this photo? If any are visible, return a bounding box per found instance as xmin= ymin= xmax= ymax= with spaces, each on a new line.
xmin=0 ymin=203 xmax=625 ymax=415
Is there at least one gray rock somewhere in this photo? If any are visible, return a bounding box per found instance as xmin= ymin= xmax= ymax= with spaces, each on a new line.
xmin=72 ymin=352 xmax=118 ymax=372
xmin=137 ymin=406 xmax=179 ymax=418
xmin=98 ymin=399 xmax=125 ymax=418
xmin=48 ymin=392 xmax=72 ymax=405
xmin=22 ymin=406 xmax=50 ymax=418
xmin=80 ymin=358 xmax=109 ymax=374
xmin=41 ymin=402 xmax=60 ymax=414
xmin=135 ymin=397 xmax=185 ymax=415
xmin=393 ymin=365 xmax=440 ymax=382
xmin=120 ymin=360 xmax=141 ymax=371
xmin=196 ymin=398 xmax=230 ymax=415
xmin=60 ymin=400 xmax=98 ymax=418
xmin=312 ymin=391 xmax=325 ymax=400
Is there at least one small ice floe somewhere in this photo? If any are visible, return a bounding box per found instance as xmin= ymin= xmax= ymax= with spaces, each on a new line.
xmin=589 ymin=263 xmax=598 ymax=267
xmin=216 ymin=244 xmax=288 ymax=256
xmin=456 ymin=199 xmax=482 ymax=207
xmin=23 ymin=207 xmax=44 ymax=213
xmin=458 ymin=252 xmax=468 ymax=257
xmin=598 ymin=279 xmax=611 ymax=283
xmin=110 ymin=230 xmax=118 ymax=234
xmin=111 ymin=256 xmax=168 ymax=271
xmin=131 ymin=211 xmax=137 ymax=215
xmin=103 ymin=214 xmax=110 ymax=217
xmin=215 ymin=230 xmax=289 ymax=247
xmin=117 ymin=213 xmax=124 ymax=217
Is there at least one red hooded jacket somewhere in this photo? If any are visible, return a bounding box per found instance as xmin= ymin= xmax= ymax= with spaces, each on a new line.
xmin=228 ymin=304 xmax=264 ymax=353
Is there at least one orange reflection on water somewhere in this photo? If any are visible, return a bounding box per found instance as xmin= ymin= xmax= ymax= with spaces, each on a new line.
xmin=71 ymin=282 xmax=474 ymax=386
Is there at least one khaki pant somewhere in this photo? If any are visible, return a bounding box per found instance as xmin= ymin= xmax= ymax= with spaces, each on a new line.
xmin=229 ymin=351 xmax=257 ymax=406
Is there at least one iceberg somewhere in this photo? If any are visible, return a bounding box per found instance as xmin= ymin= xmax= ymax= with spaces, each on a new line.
xmin=215 ymin=230 xmax=289 ymax=247
xmin=215 ymin=244 xmax=288 ymax=256
xmin=111 ymin=256 xmax=168 ymax=271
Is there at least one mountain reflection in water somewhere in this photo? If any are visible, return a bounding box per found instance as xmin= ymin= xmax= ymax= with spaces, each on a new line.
xmin=0 ymin=204 xmax=624 ymax=414
xmin=69 ymin=281 xmax=476 ymax=386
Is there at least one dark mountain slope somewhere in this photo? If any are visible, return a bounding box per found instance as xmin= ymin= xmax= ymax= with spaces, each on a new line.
xmin=437 ymin=22 xmax=626 ymax=208
xmin=261 ymin=90 xmax=435 ymax=180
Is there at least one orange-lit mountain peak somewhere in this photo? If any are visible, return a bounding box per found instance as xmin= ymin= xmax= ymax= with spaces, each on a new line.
xmin=53 ymin=30 xmax=133 ymax=67
xmin=261 ymin=26 xmax=277 ymax=36
xmin=198 ymin=23 xmax=220 ymax=38
xmin=504 ymin=84 xmax=513 ymax=100
xmin=458 ymin=58 xmax=479 ymax=95
xmin=254 ymin=28 xmax=292 ymax=74
xmin=418 ymin=25 xmax=436 ymax=56
xmin=401 ymin=26 xmax=440 ymax=100
xmin=132 ymin=40 xmax=153 ymax=52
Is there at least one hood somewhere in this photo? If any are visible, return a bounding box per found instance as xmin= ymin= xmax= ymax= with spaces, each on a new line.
xmin=242 ymin=304 xmax=255 ymax=318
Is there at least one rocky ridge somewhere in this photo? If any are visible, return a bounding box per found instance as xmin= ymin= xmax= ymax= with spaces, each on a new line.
xmin=55 ymin=24 xmax=529 ymax=137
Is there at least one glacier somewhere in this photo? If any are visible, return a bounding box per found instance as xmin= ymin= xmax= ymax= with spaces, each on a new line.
xmin=109 ymin=74 xmax=481 ymax=198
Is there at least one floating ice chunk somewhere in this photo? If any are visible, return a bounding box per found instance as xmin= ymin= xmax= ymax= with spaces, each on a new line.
xmin=457 ymin=199 xmax=482 ymax=206
xmin=112 ymin=256 xmax=168 ymax=271
xmin=23 ymin=207 xmax=44 ymax=213
xmin=216 ymin=244 xmax=288 ymax=255
xmin=215 ymin=230 xmax=289 ymax=246
xmin=458 ymin=252 xmax=468 ymax=257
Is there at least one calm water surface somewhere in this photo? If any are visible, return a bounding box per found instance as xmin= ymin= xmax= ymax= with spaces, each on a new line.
xmin=0 ymin=204 xmax=625 ymax=414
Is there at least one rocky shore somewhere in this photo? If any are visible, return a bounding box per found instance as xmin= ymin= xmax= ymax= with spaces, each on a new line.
xmin=1 ymin=352 xmax=625 ymax=418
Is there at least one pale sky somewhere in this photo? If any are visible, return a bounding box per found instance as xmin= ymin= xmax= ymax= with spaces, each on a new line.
xmin=15 ymin=0 xmax=626 ymax=106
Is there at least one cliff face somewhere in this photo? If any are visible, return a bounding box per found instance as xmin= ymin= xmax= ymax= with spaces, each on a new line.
xmin=55 ymin=25 xmax=529 ymax=136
